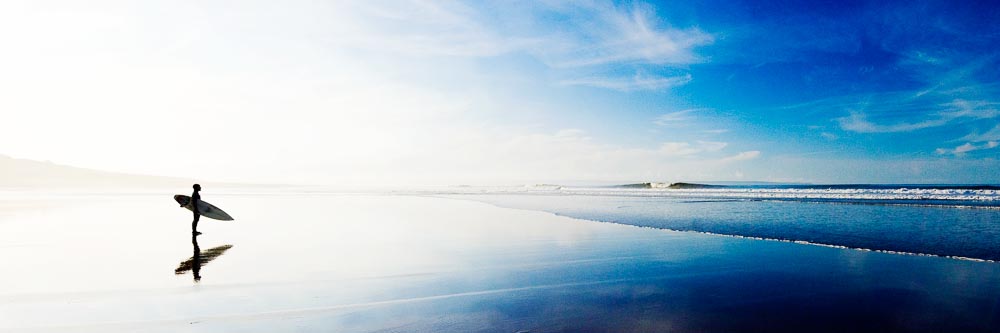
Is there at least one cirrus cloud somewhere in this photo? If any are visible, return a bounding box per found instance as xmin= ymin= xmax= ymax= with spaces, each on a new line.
xmin=935 ymin=141 xmax=999 ymax=156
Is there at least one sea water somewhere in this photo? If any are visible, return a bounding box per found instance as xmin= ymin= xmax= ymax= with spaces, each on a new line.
xmin=3 ymin=189 xmax=1000 ymax=332
xmin=441 ymin=184 xmax=1000 ymax=261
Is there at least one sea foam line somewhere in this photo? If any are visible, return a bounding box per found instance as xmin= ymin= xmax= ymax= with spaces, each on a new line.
xmin=425 ymin=186 xmax=1000 ymax=209
xmin=571 ymin=217 xmax=997 ymax=263
xmin=465 ymin=197 xmax=1000 ymax=264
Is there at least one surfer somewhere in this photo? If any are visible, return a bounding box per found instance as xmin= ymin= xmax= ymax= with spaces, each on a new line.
xmin=190 ymin=184 xmax=202 ymax=234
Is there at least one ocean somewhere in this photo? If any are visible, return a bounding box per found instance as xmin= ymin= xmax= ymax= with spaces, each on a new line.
xmin=2 ymin=187 xmax=999 ymax=332
xmin=440 ymin=183 xmax=1000 ymax=261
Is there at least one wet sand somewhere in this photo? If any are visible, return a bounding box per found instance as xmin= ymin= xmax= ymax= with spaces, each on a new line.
xmin=1 ymin=192 xmax=999 ymax=332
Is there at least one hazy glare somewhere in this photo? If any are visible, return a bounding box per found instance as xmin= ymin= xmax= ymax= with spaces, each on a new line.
xmin=3 ymin=1 xmax=996 ymax=186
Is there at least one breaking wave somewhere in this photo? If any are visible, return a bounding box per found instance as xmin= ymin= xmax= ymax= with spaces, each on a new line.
xmin=435 ymin=183 xmax=1000 ymax=208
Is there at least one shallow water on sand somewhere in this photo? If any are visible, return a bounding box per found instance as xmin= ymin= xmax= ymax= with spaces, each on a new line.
xmin=465 ymin=193 xmax=1000 ymax=261
xmin=1 ymin=192 xmax=1000 ymax=332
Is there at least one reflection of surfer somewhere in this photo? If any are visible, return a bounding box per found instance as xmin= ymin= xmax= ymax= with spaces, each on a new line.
xmin=191 ymin=233 xmax=202 ymax=281
xmin=190 ymin=184 xmax=202 ymax=234
xmin=174 ymin=234 xmax=233 ymax=283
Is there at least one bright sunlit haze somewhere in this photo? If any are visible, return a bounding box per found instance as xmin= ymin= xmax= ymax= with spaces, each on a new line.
xmin=2 ymin=1 xmax=998 ymax=186
xmin=6 ymin=2 xmax=1000 ymax=332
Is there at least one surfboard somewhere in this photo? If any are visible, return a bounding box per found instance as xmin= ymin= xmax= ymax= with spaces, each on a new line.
xmin=174 ymin=195 xmax=235 ymax=221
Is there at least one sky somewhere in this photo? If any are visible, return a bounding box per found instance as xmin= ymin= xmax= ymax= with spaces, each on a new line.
xmin=1 ymin=0 xmax=999 ymax=185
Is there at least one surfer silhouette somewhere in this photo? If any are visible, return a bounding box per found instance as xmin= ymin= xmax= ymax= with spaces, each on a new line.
xmin=190 ymin=184 xmax=202 ymax=234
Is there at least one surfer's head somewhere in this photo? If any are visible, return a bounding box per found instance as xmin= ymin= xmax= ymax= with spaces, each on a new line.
xmin=193 ymin=184 xmax=201 ymax=191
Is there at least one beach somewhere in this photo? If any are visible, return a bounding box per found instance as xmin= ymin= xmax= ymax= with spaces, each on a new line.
xmin=2 ymin=191 xmax=1000 ymax=332
xmin=4 ymin=0 xmax=999 ymax=331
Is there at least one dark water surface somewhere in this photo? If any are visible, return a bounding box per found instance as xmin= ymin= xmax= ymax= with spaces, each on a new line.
xmin=470 ymin=194 xmax=1000 ymax=261
xmin=1 ymin=192 xmax=999 ymax=332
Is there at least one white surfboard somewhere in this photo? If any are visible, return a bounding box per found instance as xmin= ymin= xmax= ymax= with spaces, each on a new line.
xmin=174 ymin=195 xmax=235 ymax=221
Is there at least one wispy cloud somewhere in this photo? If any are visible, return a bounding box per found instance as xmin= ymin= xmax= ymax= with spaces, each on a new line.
xmin=652 ymin=108 xmax=708 ymax=126
xmin=835 ymin=97 xmax=999 ymax=133
xmin=538 ymin=2 xmax=714 ymax=67
xmin=560 ymin=73 xmax=691 ymax=92
xmin=334 ymin=1 xmax=714 ymax=64
xmin=962 ymin=124 xmax=1000 ymax=142
xmin=836 ymin=111 xmax=950 ymax=133
xmin=828 ymin=55 xmax=1000 ymax=134
xmin=333 ymin=1 xmax=535 ymax=57
xmin=330 ymin=1 xmax=712 ymax=91
xmin=658 ymin=141 xmax=727 ymax=156
xmin=935 ymin=141 xmax=999 ymax=156
xmin=719 ymin=151 xmax=761 ymax=163
xmin=533 ymin=3 xmax=712 ymax=91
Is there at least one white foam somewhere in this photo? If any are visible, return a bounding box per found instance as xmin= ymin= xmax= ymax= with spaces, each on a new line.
xmin=433 ymin=185 xmax=1000 ymax=205
xmin=592 ymin=219 xmax=998 ymax=263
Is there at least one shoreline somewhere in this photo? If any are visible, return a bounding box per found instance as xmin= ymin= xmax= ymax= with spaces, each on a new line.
xmin=4 ymin=192 xmax=1000 ymax=332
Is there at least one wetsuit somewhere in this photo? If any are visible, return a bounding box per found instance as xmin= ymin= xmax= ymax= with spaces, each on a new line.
xmin=192 ymin=189 xmax=201 ymax=232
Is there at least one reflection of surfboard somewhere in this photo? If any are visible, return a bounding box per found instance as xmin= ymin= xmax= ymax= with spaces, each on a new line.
xmin=175 ymin=244 xmax=234 ymax=275
xmin=174 ymin=195 xmax=235 ymax=221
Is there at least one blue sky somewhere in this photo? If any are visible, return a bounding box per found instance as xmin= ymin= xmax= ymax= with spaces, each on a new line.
xmin=1 ymin=0 xmax=998 ymax=185
xmin=515 ymin=1 xmax=1000 ymax=152
xmin=460 ymin=0 xmax=1000 ymax=183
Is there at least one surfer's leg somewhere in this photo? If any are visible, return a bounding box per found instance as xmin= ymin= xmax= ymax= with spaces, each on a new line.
xmin=192 ymin=211 xmax=200 ymax=233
